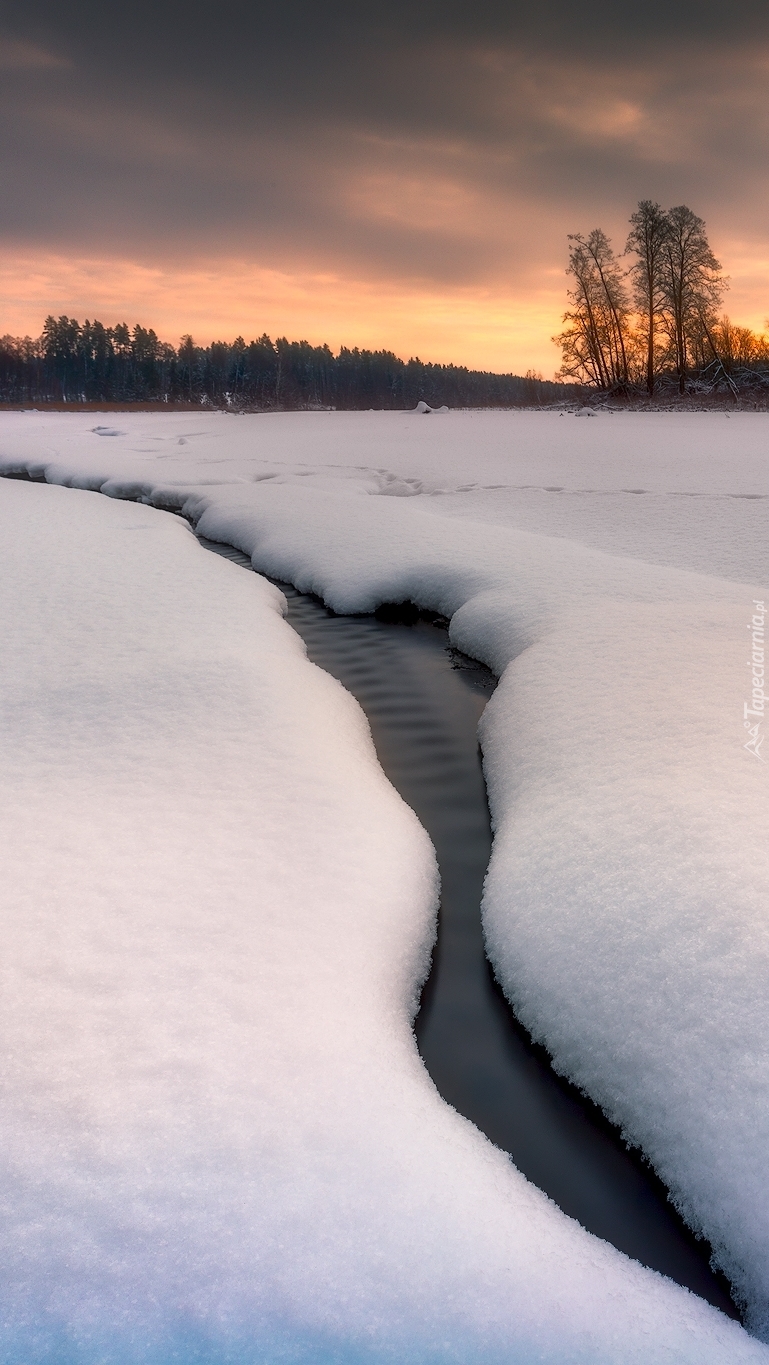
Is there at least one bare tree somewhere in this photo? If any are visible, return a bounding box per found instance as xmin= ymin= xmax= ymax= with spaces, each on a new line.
xmin=554 ymin=230 xmax=632 ymax=389
xmin=626 ymin=200 xmax=668 ymax=396
xmin=659 ymin=205 xmax=725 ymax=393
xmin=714 ymin=317 xmax=769 ymax=368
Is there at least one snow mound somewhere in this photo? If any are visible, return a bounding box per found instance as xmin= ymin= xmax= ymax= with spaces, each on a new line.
xmin=2 ymin=474 xmax=762 ymax=1361
xmin=1 ymin=409 xmax=769 ymax=1351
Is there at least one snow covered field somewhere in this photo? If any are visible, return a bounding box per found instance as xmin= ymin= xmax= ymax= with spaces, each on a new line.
xmin=0 ymin=409 xmax=768 ymax=1361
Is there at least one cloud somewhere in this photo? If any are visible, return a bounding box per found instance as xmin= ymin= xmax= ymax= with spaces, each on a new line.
xmin=0 ymin=36 xmax=69 ymax=69
xmin=1 ymin=2 xmax=769 ymax=366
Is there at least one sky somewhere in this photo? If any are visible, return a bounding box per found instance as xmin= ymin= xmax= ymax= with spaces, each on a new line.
xmin=2 ymin=1 xmax=769 ymax=376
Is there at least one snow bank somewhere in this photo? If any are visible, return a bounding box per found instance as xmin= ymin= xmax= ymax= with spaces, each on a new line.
xmin=3 ymin=407 xmax=767 ymax=581
xmin=1 ymin=411 xmax=768 ymax=1355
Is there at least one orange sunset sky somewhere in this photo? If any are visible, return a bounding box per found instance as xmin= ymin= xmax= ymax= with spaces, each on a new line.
xmin=3 ymin=5 xmax=769 ymax=376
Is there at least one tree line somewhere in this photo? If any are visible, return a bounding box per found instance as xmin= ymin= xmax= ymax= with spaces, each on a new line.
xmin=0 ymin=318 xmax=577 ymax=409
xmin=555 ymin=201 xmax=769 ymax=396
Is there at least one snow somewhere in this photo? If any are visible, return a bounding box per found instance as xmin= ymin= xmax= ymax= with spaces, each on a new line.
xmin=1 ymin=409 xmax=768 ymax=1359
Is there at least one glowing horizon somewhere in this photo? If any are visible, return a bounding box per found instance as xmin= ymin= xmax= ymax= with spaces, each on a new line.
xmin=3 ymin=7 xmax=769 ymax=381
xmin=2 ymin=240 xmax=768 ymax=382
xmin=0 ymin=250 xmax=567 ymax=377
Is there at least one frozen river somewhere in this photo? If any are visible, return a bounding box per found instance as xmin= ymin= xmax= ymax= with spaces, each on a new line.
xmin=200 ymin=535 xmax=737 ymax=1318
xmin=1 ymin=410 xmax=767 ymax=1362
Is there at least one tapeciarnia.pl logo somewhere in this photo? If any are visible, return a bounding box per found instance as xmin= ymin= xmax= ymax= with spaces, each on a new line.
xmin=744 ymin=599 xmax=766 ymax=761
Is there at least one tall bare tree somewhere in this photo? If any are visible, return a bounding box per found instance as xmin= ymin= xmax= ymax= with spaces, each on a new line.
xmin=554 ymin=230 xmax=631 ymax=389
xmin=659 ymin=205 xmax=725 ymax=393
xmin=626 ymin=200 xmax=668 ymax=396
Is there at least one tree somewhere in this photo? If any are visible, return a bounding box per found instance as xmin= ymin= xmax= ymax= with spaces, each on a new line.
xmin=626 ymin=201 xmax=669 ymax=396
xmin=714 ymin=317 xmax=769 ymax=369
xmin=177 ymin=334 xmax=199 ymax=401
xmin=554 ymin=230 xmax=632 ymax=389
xmin=659 ymin=205 xmax=725 ymax=393
xmin=41 ymin=315 xmax=82 ymax=400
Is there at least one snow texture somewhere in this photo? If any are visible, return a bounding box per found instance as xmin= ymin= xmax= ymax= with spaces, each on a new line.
xmin=0 ymin=409 xmax=768 ymax=1360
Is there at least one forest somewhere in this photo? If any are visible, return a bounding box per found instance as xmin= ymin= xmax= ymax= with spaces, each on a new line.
xmin=555 ymin=201 xmax=769 ymax=396
xmin=5 ymin=206 xmax=765 ymax=409
xmin=0 ymin=321 xmax=576 ymax=409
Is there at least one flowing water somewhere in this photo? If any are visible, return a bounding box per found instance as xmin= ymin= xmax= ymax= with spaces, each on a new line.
xmin=198 ymin=535 xmax=738 ymax=1319
xmin=0 ymin=469 xmax=737 ymax=1318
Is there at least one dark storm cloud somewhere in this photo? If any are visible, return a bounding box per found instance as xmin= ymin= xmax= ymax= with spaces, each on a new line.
xmin=2 ymin=1 xmax=769 ymax=283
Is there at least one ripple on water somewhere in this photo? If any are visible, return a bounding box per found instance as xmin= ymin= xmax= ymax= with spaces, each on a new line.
xmin=198 ymin=533 xmax=739 ymax=1320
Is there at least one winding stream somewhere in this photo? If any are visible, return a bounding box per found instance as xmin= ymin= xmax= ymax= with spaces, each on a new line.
xmin=198 ymin=536 xmax=738 ymax=1320
xmin=0 ymin=467 xmax=739 ymax=1320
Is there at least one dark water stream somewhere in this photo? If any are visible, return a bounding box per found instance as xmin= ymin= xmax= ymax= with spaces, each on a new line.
xmin=198 ymin=536 xmax=738 ymax=1319
xmin=0 ymin=470 xmax=737 ymax=1318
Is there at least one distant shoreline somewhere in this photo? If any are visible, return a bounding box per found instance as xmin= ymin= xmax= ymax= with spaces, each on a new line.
xmin=3 ymin=397 xmax=769 ymax=414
